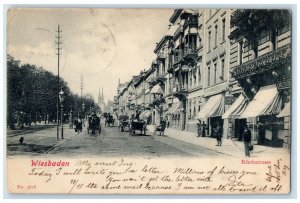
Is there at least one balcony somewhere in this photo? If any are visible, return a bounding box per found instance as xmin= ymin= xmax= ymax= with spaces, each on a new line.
xmin=172 ymin=85 xmax=188 ymax=100
xmin=174 ymin=51 xmax=183 ymax=65
xmin=232 ymin=44 xmax=291 ymax=80
xmin=183 ymin=47 xmax=197 ymax=60
xmin=183 ymin=17 xmax=198 ymax=29
xmin=157 ymin=52 xmax=167 ymax=61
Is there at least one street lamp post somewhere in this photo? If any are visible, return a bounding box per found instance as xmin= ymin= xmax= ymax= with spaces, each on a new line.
xmin=82 ymin=102 xmax=85 ymax=126
xmin=59 ymin=89 xmax=65 ymax=139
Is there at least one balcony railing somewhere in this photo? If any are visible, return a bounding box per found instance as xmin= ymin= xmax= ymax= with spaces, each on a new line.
xmin=183 ymin=17 xmax=198 ymax=29
xmin=173 ymin=85 xmax=188 ymax=93
xmin=232 ymin=44 xmax=291 ymax=80
xmin=174 ymin=51 xmax=183 ymax=64
xmin=157 ymin=52 xmax=167 ymax=60
xmin=183 ymin=47 xmax=197 ymax=57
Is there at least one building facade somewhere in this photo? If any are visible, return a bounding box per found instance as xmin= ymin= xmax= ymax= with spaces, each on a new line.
xmin=112 ymin=9 xmax=291 ymax=148
xmin=228 ymin=10 xmax=291 ymax=148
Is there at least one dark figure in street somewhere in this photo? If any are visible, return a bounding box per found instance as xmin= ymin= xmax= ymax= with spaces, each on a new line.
xmin=243 ymin=125 xmax=252 ymax=157
xmin=196 ymin=120 xmax=202 ymax=137
xmin=216 ymin=123 xmax=222 ymax=146
xmin=19 ymin=137 xmax=24 ymax=145
xmin=155 ymin=117 xmax=166 ymax=136
xmin=257 ymin=122 xmax=265 ymax=145
xmin=201 ymin=121 xmax=207 ymax=137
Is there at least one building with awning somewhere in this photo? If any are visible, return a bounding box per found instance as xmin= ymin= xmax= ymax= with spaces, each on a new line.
xmin=150 ymin=84 xmax=163 ymax=94
xmin=239 ymin=85 xmax=282 ymax=119
xmin=195 ymin=94 xmax=224 ymax=120
xmin=166 ymin=102 xmax=181 ymax=115
xmin=229 ymin=10 xmax=291 ymax=148
xmin=277 ymin=102 xmax=290 ymax=118
xmin=222 ymin=94 xmax=248 ymax=119
xmin=140 ymin=110 xmax=151 ymax=122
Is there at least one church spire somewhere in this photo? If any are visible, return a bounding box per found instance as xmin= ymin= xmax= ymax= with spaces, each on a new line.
xmin=102 ymin=87 xmax=104 ymax=102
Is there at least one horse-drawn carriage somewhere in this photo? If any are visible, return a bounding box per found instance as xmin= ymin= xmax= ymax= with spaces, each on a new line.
xmin=87 ymin=116 xmax=101 ymax=135
xmin=118 ymin=115 xmax=130 ymax=132
xmin=104 ymin=113 xmax=115 ymax=127
xmin=129 ymin=120 xmax=147 ymax=135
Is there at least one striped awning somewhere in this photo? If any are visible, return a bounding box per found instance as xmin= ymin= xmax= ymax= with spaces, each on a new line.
xmin=222 ymin=94 xmax=249 ymax=119
xmin=277 ymin=102 xmax=290 ymax=118
xmin=140 ymin=110 xmax=151 ymax=120
xmin=166 ymin=102 xmax=181 ymax=115
xmin=240 ymin=84 xmax=282 ymax=118
xmin=150 ymin=84 xmax=163 ymax=94
xmin=195 ymin=94 xmax=224 ymax=119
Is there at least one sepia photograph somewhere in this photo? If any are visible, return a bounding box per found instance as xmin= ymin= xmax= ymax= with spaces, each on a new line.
xmin=5 ymin=7 xmax=292 ymax=194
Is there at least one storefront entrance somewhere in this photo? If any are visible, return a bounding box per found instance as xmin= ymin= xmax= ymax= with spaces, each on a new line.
xmin=234 ymin=119 xmax=247 ymax=141
xmin=208 ymin=116 xmax=223 ymax=138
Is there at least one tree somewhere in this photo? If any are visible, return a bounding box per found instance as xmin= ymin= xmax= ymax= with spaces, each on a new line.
xmin=7 ymin=55 xmax=100 ymax=128
xmin=230 ymin=9 xmax=291 ymax=57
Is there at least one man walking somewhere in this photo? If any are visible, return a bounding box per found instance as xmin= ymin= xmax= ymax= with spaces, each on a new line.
xmin=243 ymin=125 xmax=252 ymax=157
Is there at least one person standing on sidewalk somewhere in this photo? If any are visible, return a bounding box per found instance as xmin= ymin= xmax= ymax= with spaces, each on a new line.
xmin=196 ymin=120 xmax=202 ymax=137
xmin=216 ymin=123 xmax=222 ymax=146
xmin=201 ymin=121 xmax=207 ymax=137
xmin=243 ymin=125 xmax=252 ymax=157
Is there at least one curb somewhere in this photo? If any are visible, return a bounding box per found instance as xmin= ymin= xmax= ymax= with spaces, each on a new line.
xmin=147 ymin=128 xmax=235 ymax=157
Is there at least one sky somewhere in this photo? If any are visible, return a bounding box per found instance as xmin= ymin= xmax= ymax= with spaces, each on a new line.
xmin=7 ymin=8 xmax=173 ymax=104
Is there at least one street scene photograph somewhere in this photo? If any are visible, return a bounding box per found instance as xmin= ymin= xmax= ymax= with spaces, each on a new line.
xmin=6 ymin=8 xmax=291 ymax=159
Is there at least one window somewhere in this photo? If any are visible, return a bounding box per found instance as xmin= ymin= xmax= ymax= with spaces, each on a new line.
xmin=243 ymin=40 xmax=251 ymax=52
xmin=193 ymin=69 xmax=197 ymax=87
xmin=208 ymin=66 xmax=211 ymax=86
xmin=278 ymin=25 xmax=290 ymax=35
xmin=239 ymin=41 xmax=243 ymax=65
xmin=214 ymin=63 xmax=217 ymax=84
xmin=258 ymin=30 xmax=270 ymax=45
xmin=208 ymin=31 xmax=211 ymax=52
xmin=215 ymin=25 xmax=218 ymax=47
xmin=198 ymin=65 xmax=201 ymax=84
xmin=222 ymin=18 xmax=226 ymax=42
xmin=221 ymin=59 xmax=225 ymax=81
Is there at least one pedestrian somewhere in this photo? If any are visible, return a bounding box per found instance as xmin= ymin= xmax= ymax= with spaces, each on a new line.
xmin=216 ymin=123 xmax=222 ymax=146
xmin=196 ymin=120 xmax=202 ymax=137
xmin=201 ymin=121 xmax=207 ymax=137
xmin=257 ymin=121 xmax=265 ymax=145
xmin=243 ymin=125 xmax=252 ymax=157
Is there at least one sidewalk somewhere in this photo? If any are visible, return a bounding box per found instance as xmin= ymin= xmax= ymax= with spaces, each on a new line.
xmin=7 ymin=124 xmax=77 ymax=156
xmin=7 ymin=123 xmax=57 ymax=137
xmin=147 ymin=125 xmax=289 ymax=158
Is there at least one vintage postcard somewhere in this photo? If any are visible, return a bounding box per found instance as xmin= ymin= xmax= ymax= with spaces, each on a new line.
xmin=6 ymin=8 xmax=291 ymax=194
